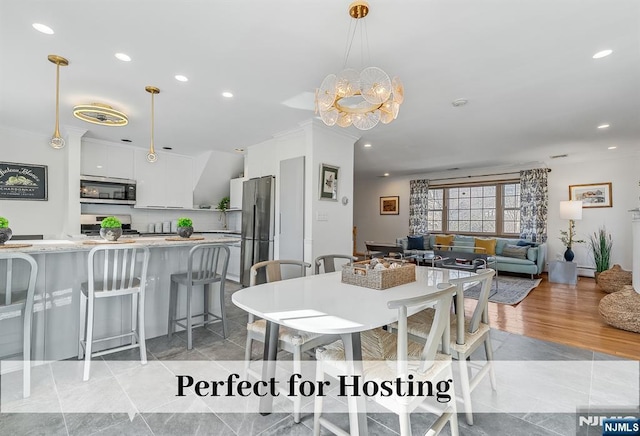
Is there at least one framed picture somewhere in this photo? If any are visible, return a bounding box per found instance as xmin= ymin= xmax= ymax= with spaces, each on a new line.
xmin=380 ymin=196 xmax=399 ymax=215
xmin=319 ymin=164 xmax=339 ymax=200
xmin=0 ymin=161 xmax=48 ymax=201
xmin=569 ymin=182 xmax=612 ymax=208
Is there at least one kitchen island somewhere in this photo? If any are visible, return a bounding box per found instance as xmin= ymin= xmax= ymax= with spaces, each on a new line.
xmin=0 ymin=235 xmax=240 ymax=361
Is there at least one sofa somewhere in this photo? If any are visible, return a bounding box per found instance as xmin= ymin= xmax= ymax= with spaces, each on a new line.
xmin=396 ymin=234 xmax=546 ymax=277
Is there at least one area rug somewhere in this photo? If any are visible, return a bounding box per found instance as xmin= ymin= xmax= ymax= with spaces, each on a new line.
xmin=464 ymin=276 xmax=542 ymax=305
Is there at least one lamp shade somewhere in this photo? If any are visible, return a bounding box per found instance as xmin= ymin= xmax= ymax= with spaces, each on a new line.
xmin=560 ymin=200 xmax=583 ymax=220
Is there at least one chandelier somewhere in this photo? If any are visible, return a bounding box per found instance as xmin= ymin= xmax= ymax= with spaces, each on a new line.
xmin=315 ymin=1 xmax=403 ymax=131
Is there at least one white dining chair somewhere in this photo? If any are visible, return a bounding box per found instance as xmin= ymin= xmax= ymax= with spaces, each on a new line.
xmin=314 ymin=254 xmax=356 ymax=274
xmin=314 ymin=284 xmax=459 ymax=436
xmin=245 ymin=259 xmax=340 ymax=423
xmin=0 ymin=252 xmax=38 ymax=398
xmin=78 ymin=245 xmax=150 ymax=381
xmin=394 ymin=269 xmax=497 ymax=425
xmin=168 ymin=244 xmax=230 ymax=349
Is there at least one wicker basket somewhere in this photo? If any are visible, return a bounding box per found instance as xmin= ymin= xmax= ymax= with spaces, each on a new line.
xmin=597 ymin=264 xmax=632 ymax=293
xmin=341 ymin=259 xmax=416 ymax=290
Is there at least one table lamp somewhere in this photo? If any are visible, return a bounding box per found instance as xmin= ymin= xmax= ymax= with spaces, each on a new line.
xmin=559 ymin=200 xmax=583 ymax=261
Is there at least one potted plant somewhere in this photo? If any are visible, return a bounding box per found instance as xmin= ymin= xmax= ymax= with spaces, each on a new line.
xmin=100 ymin=216 xmax=122 ymax=241
xmin=0 ymin=216 xmax=12 ymax=245
xmin=559 ymin=220 xmax=584 ymax=261
xmin=217 ymin=196 xmax=230 ymax=229
xmin=176 ymin=217 xmax=194 ymax=238
xmin=589 ymin=226 xmax=613 ymax=281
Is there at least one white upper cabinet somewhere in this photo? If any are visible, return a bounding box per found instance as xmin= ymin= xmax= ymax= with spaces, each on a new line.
xmin=134 ymin=149 xmax=193 ymax=208
xmin=229 ymin=177 xmax=246 ymax=209
xmin=81 ymin=142 xmax=134 ymax=180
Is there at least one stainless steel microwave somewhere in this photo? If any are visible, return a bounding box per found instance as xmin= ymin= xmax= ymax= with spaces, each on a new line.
xmin=80 ymin=175 xmax=136 ymax=205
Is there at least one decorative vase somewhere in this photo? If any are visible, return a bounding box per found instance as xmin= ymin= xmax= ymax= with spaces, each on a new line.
xmin=0 ymin=227 xmax=12 ymax=245
xmin=177 ymin=226 xmax=194 ymax=239
xmin=100 ymin=227 xmax=122 ymax=242
xmin=563 ymin=247 xmax=575 ymax=262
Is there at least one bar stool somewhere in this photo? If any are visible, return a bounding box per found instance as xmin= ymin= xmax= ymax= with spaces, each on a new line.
xmin=78 ymin=245 xmax=150 ymax=381
xmin=0 ymin=252 xmax=37 ymax=398
xmin=168 ymin=244 xmax=230 ymax=350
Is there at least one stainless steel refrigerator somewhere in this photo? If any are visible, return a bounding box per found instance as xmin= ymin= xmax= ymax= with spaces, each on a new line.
xmin=240 ymin=175 xmax=275 ymax=287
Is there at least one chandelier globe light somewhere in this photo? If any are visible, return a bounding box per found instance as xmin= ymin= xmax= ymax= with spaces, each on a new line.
xmin=315 ymin=1 xmax=403 ymax=131
xmin=48 ymin=55 xmax=69 ymax=149
xmin=145 ymin=86 xmax=160 ymax=163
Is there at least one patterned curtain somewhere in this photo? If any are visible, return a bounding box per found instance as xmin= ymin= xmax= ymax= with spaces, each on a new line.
xmin=409 ymin=179 xmax=429 ymax=235
xmin=519 ymin=169 xmax=548 ymax=242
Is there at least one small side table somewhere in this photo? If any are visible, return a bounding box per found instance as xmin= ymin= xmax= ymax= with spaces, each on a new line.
xmin=549 ymin=260 xmax=578 ymax=285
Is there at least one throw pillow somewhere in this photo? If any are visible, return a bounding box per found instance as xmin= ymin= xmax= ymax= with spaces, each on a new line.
xmin=517 ymin=240 xmax=537 ymax=247
xmin=475 ymin=238 xmax=497 ymax=255
xmin=453 ymin=241 xmax=475 ymax=253
xmin=434 ymin=234 xmax=454 ymax=250
xmin=502 ymin=244 xmax=528 ymax=260
xmin=407 ymin=235 xmax=425 ymax=250
xmin=527 ymin=247 xmax=539 ymax=262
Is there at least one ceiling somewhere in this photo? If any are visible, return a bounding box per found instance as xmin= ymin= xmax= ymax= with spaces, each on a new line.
xmin=1 ymin=1 xmax=639 ymax=178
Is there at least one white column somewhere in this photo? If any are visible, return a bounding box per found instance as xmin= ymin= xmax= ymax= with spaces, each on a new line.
xmin=63 ymin=127 xmax=87 ymax=237
xmin=631 ymin=209 xmax=640 ymax=294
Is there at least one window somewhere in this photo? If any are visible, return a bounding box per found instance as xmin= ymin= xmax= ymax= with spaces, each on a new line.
xmin=426 ymin=182 xmax=520 ymax=235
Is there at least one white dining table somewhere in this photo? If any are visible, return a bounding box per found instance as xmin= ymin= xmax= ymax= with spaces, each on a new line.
xmin=232 ymin=266 xmax=475 ymax=435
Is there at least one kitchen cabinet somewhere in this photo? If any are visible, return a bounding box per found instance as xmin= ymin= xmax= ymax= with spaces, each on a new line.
xmin=134 ymin=149 xmax=193 ymax=208
xmin=81 ymin=142 xmax=134 ymax=180
xmin=229 ymin=177 xmax=246 ymax=210
xmin=226 ymin=242 xmax=241 ymax=282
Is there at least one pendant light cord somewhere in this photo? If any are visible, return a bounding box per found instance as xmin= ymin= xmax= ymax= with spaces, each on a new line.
xmin=54 ymin=63 xmax=61 ymax=137
xmin=150 ymin=91 xmax=155 ymax=154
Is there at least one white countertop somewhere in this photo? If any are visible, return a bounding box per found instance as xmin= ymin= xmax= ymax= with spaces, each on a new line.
xmin=0 ymin=235 xmax=240 ymax=254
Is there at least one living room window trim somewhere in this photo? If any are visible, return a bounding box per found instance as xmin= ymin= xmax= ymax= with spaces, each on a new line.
xmin=427 ymin=179 xmax=521 ymax=237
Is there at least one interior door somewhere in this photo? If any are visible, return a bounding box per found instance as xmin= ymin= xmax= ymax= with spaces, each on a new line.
xmin=279 ymin=157 xmax=305 ymax=268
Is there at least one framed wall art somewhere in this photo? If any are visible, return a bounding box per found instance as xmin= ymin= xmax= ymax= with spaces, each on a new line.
xmin=0 ymin=161 xmax=48 ymax=201
xmin=569 ymin=182 xmax=612 ymax=208
xmin=319 ymin=163 xmax=339 ymax=200
xmin=380 ymin=196 xmax=399 ymax=215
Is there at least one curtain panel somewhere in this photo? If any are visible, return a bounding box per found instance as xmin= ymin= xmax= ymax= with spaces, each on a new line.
xmin=409 ymin=179 xmax=429 ymax=235
xmin=519 ymin=169 xmax=548 ymax=242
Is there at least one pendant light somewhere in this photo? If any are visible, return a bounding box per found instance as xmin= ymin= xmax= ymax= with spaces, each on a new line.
xmin=48 ymin=55 xmax=69 ymax=149
xmin=145 ymin=86 xmax=160 ymax=163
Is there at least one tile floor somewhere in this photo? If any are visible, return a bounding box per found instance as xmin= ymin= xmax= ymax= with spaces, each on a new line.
xmin=0 ymin=281 xmax=637 ymax=436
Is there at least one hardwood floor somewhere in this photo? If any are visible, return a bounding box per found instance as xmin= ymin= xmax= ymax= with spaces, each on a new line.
xmin=475 ymin=273 xmax=640 ymax=360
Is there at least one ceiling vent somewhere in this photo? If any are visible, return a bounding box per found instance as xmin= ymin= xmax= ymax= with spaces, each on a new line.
xmin=73 ymin=103 xmax=128 ymax=126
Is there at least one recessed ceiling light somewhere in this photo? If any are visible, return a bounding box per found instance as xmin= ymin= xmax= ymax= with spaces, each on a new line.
xmin=96 ymin=165 xmax=103 ymax=169
xmin=222 ymin=91 xmax=234 ymax=98
xmin=32 ymin=23 xmax=54 ymax=34
xmin=452 ymin=98 xmax=468 ymax=107
xmin=162 ymin=147 xmax=173 ymax=150
xmin=550 ymin=154 xmax=568 ymax=159
xmin=363 ymin=143 xmax=372 ymax=148
xmin=121 ymin=139 xmax=132 ymax=143
xmin=234 ymin=148 xmax=245 ymax=153
xmin=115 ymin=53 xmax=131 ymax=62
xmin=592 ymin=49 xmax=613 ymax=59
xmin=383 ymin=173 xmax=390 ymax=177
xmin=608 ymin=146 xmax=617 ymax=150
xmin=175 ymin=75 xmax=188 ymax=82
xmin=598 ymin=124 xmax=610 ymax=129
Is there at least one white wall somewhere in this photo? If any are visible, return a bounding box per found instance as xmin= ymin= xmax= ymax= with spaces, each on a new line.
xmin=354 ymin=153 xmax=640 ymax=272
xmin=0 ymin=127 xmax=68 ymax=238
xmin=192 ymin=150 xmax=244 ymax=208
